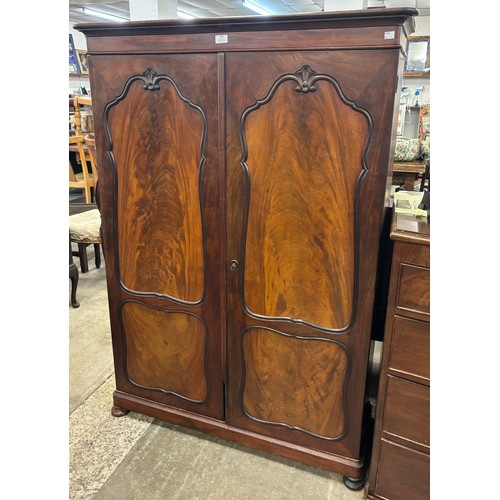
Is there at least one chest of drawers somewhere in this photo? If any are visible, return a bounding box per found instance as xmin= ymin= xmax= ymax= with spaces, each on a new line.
xmin=368 ymin=211 xmax=430 ymax=499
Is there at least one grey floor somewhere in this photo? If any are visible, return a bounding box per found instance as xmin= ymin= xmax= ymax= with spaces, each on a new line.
xmin=69 ymin=247 xmax=372 ymax=500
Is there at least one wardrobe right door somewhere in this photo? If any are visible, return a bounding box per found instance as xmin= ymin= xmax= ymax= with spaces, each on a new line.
xmin=225 ymin=49 xmax=400 ymax=459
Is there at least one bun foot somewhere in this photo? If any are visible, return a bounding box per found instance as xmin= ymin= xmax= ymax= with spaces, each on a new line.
xmin=111 ymin=405 xmax=130 ymax=417
xmin=343 ymin=475 xmax=364 ymax=491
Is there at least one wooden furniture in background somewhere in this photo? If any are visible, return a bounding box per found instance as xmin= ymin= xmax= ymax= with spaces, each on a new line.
xmin=420 ymin=159 xmax=430 ymax=192
xmin=393 ymin=160 xmax=426 ymax=191
xmin=76 ymin=7 xmax=417 ymax=488
xmin=83 ymin=133 xmax=99 ymax=187
xmin=69 ymin=234 xmax=80 ymax=308
xmin=69 ymin=135 xmax=97 ymax=203
xmin=368 ymin=210 xmax=430 ymax=499
xmin=73 ymin=95 xmax=93 ymax=136
xmin=69 ymin=206 xmax=102 ymax=273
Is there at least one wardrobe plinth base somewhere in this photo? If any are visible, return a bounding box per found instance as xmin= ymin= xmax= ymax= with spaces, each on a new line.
xmin=113 ymin=390 xmax=365 ymax=480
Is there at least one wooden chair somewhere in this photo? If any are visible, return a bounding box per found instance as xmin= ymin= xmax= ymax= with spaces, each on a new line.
xmin=73 ymin=95 xmax=93 ymax=136
xmin=83 ymin=133 xmax=98 ymax=182
xmin=69 ymin=207 xmax=102 ymax=273
xmin=69 ymin=135 xmax=96 ymax=203
xmin=69 ymin=137 xmax=101 ymax=273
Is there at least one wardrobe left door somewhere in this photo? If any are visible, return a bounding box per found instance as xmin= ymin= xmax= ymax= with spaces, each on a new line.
xmin=89 ymin=53 xmax=225 ymax=420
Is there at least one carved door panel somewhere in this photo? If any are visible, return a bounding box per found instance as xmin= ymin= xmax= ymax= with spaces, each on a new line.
xmin=225 ymin=50 xmax=399 ymax=457
xmin=90 ymin=54 xmax=224 ymax=419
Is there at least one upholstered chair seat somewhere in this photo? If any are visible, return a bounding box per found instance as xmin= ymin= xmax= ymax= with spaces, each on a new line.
xmin=69 ymin=209 xmax=102 ymax=273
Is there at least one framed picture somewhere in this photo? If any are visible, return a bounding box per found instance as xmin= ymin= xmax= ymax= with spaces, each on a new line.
xmin=69 ymin=34 xmax=80 ymax=74
xmin=76 ymin=49 xmax=89 ymax=76
xmin=404 ymin=36 xmax=430 ymax=77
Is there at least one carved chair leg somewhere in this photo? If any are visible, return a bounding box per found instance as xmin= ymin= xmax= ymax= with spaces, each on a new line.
xmin=69 ymin=263 xmax=80 ymax=308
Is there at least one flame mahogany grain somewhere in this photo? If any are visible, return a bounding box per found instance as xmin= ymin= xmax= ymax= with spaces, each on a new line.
xmin=108 ymin=81 xmax=206 ymax=301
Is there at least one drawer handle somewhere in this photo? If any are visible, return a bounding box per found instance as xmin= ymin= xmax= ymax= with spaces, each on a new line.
xmin=229 ymin=260 xmax=239 ymax=271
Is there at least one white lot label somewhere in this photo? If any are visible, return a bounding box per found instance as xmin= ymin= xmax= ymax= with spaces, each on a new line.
xmin=215 ymin=34 xmax=228 ymax=44
xmin=384 ymin=31 xmax=395 ymax=40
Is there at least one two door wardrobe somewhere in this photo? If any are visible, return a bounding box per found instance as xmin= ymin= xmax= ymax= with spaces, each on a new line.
xmin=76 ymin=7 xmax=417 ymax=488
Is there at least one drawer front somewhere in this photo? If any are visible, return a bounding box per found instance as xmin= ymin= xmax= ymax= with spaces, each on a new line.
xmin=376 ymin=439 xmax=430 ymax=500
xmin=396 ymin=263 xmax=430 ymax=316
xmin=382 ymin=376 xmax=430 ymax=448
xmin=389 ymin=316 xmax=429 ymax=382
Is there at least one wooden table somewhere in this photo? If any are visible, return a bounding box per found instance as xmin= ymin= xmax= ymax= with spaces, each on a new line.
xmin=393 ymin=160 xmax=427 ymax=191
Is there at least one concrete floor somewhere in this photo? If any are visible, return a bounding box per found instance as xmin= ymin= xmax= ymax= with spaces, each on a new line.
xmin=69 ymin=248 xmax=370 ymax=499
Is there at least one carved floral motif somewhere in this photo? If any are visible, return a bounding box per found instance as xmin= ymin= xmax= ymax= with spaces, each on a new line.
xmin=294 ymin=65 xmax=318 ymax=93
xmin=141 ymin=67 xmax=161 ymax=91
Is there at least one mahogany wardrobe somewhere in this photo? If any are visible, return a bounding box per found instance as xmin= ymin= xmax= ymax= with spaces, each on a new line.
xmin=76 ymin=7 xmax=417 ymax=488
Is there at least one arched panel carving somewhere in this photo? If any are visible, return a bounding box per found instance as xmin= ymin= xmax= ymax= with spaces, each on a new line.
xmin=104 ymin=68 xmax=207 ymax=303
xmin=240 ymin=66 xmax=372 ymax=331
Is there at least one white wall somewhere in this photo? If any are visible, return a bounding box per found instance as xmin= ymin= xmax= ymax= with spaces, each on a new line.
xmin=414 ymin=15 xmax=429 ymax=36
